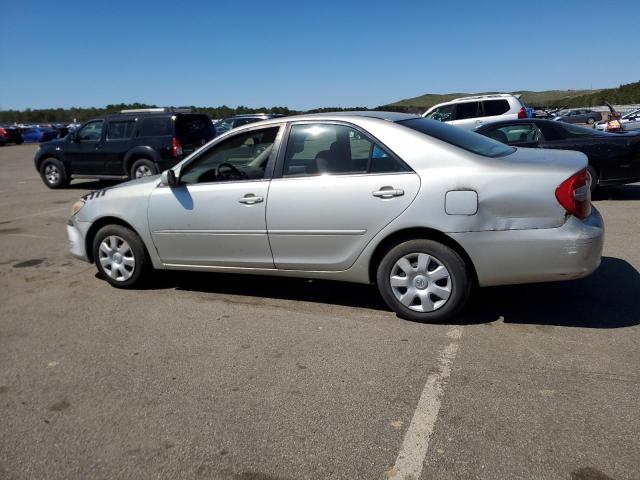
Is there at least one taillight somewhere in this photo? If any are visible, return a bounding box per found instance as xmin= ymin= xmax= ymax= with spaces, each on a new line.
xmin=172 ymin=137 xmax=183 ymax=158
xmin=555 ymin=168 xmax=591 ymax=220
xmin=517 ymin=107 xmax=527 ymax=119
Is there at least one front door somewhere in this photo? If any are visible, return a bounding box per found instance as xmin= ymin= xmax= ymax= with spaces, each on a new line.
xmin=66 ymin=120 xmax=106 ymax=174
xmin=147 ymin=125 xmax=283 ymax=267
xmin=266 ymin=122 xmax=420 ymax=271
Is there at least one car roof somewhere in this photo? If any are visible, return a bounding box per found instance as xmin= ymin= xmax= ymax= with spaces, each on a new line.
xmin=223 ymin=111 xmax=421 ymax=129
xmin=283 ymin=111 xmax=420 ymax=122
xmin=450 ymin=93 xmax=518 ymax=102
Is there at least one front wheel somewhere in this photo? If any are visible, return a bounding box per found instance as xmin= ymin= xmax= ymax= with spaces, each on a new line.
xmin=92 ymin=224 xmax=150 ymax=288
xmin=39 ymin=158 xmax=70 ymax=189
xmin=376 ymin=239 xmax=471 ymax=322
xmin=586 ymin=117 xmax=595 ymax=125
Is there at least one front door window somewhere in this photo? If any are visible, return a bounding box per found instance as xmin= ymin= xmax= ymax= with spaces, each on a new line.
xmin=77 ymin=120 xmax=103 ymax=142
xmin=179 ymin=127 xmax=280 ymax=184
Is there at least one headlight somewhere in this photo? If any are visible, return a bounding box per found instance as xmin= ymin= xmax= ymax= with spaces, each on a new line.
xmin=71 ymin=199 xmax=85 ymax=216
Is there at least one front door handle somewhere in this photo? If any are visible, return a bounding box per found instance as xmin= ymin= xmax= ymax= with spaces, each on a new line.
xmin=372 ymin=187 xmax=404 ymax=198
xmin=238 ymin=194 xmax=264 ymax=205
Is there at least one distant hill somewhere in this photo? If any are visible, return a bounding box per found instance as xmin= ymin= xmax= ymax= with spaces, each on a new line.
xmin=386 ymin=88 xmax=601 ymax=112
xmin=558 ymin=81 xmax=640 ymax=108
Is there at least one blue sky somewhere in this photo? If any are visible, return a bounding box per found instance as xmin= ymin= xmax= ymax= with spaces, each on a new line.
xmin=1 ymin=0 xmax=638 ymax=110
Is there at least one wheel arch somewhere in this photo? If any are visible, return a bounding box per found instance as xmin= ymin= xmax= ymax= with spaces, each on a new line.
xmin=367 ymin=227 xmax=478 ymax=286
xmin=36 ymin=153 xmax=63 ymax=171
xmin=85 ymin=216 xmax=145 ymax=263
xmin=124 ymin=147 xmax=161 ymax=174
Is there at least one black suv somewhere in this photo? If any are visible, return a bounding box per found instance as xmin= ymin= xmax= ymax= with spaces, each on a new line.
xmin=214 ymin=113 xmax=284 ymax=135
xmin=34 ymin=109 xmax=215 ymax=188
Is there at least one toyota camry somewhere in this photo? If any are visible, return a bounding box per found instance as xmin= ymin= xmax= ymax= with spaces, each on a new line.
xmin=66 ymin=112 xmax=604 ymax=322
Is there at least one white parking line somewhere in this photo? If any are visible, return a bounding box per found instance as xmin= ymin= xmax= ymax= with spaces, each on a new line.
xmin=387 ymin=325 xmax=463 ymax=480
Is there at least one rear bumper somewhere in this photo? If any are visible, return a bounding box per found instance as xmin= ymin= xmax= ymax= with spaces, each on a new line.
xmin=450 ymin=208 xmax=604 ymax=287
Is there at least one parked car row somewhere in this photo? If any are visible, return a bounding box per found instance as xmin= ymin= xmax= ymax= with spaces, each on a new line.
xmin=213 ymin=113 xmax=284 ymax=135
xmin=0 ymin=122 xmax=75 ymax=145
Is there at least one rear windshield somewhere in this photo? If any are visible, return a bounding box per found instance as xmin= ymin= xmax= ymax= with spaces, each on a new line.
xmin=176 ymin=114 xmax=215 ymax=143
xmin=397 ymin=118 xmax=515 ymax=158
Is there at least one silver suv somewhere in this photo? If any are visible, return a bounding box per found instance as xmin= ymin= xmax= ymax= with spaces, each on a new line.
xmin=422 ymin=94 xmax=529 ymax=130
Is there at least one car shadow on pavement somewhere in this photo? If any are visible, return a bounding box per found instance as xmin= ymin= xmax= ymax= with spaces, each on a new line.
xmin=463 ymin=256 xmax=640 ymax=328
xmin=593 ymin=184 xmax=640 ymax=201
xmin=144 ymin=256 xmax=639 ymax=328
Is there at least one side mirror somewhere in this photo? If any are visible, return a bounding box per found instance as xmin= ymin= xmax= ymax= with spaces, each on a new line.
xmin=161 ymin=169 xmax=178 ymax=187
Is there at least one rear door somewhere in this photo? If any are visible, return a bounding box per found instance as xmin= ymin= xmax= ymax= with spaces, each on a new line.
xmin=448 ymin=101 xmax=482 ymax=130
xmin=266 ymin=122 xmax=420 ymax=271
xmin=103 ymin=119 xmax=136 ymax=175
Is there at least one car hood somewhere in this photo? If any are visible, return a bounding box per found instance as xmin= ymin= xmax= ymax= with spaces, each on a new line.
xmin=39 ymin=137 xmax=67 ymax=149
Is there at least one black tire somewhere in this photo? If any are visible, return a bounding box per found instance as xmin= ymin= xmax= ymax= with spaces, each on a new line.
xmin=92 ymin=224 xmax=150 ymax=288
xmin=586 ymin=117 xmax=595 ymax=125
xmin=130 ymin=158 xmax=158 ymax=179
xmin=376 ymin=239 xmax=471 ymax=322
xmin=16 ymin=139 xmax=23 ymax=145
xmin=587 ymin=165 xmax=598 ymax=193
xmin=39 ymin=158 xmax=70 ymax=189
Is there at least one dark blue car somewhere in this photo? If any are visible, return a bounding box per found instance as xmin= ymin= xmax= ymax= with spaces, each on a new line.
xmin=21 ymin=126 xmax=59 ymax=143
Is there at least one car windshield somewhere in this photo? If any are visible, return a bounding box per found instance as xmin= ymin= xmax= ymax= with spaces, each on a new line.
xmin=623 ymin=108 xmax=640 ymax=119
xmin=397 ymin=118 xmax=515 ymax=158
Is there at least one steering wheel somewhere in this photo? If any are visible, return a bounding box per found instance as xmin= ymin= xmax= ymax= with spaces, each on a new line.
xmin=214 ymin=162 xmax=247 ymax=181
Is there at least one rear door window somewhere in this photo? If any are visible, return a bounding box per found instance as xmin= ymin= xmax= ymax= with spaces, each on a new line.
xmin=282 ymin=124 xmax=411 ymax=176
xmin=455 ymin=101 xmax=481 ymax=120
xmin=138 ymin=117 xmax=172 ymax=137
xmin=482 ymin=100 xmax=510 ymax=117
xmin=106 ymin=121 xmax=135 ymax=140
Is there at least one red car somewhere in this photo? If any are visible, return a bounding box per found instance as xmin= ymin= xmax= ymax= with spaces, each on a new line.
xmin=0 ymin=126 xmax=24 ymax=146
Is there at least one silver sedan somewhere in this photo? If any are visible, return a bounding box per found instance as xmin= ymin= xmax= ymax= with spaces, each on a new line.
xmin=66 ymin=112 xmax=604 ymax=322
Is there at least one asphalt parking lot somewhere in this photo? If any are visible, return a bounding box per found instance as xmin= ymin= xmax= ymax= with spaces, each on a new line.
xmin=1 ymin=144 xmax=639 ymax=480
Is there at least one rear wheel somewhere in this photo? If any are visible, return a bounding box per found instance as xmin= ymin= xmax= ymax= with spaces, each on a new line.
xmin=586 ymin=165 xmax=598 ymax=193
xmin=39 ymin=158 xmax=70 ymax=189
xmin=130 ymin=159 xmax=157 ymax=179
xmin=376 ymin=239 xmax=471 ymax=322
xmin=92 ymin=224 xmax=150 ymax=288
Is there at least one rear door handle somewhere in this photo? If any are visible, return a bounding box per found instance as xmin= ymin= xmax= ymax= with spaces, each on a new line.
xmin=238 ymin=194 xmax=264 ymax=205
xmin=372 ymin=187 xmax=404 ymax=198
